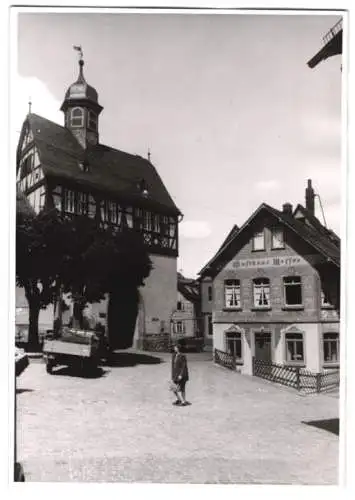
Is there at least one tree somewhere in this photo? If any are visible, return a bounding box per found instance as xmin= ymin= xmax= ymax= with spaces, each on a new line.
xmin=16 ymin=196 xmax=152 ymax=350
xmin=57 ymin=216 xmax=152 ymax=344
xmin=16 ymin=195 xmax=64 ymax=350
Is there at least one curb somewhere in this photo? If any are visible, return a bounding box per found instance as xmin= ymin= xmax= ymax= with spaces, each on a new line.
xmin=27 ymin=353 xmax=43 ymax=359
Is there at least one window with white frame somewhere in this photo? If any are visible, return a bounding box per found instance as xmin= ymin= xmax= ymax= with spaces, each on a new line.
xmin=253 ymin=278 xmax=270 ymax=307
xmin=285 ymin=331 xmax=304 ymax=363
xmin=283 ymin=276 xmax=303 ymax=306
xmin=225 ymin=331 xmax=242 ymax=360
xmin=88 ymin=110 xmax=97 ymax=131
xmin=70 ymin=107 xmax=84 ymax=127
xmin=323 ymin=332 xmax=339 ymax=363
xmin=87 ymin=194 xmax=96 ymax=219
xmin=177 ymin=300 xmax=184 ymax=311
xmin=77 ymin=192 xmax=88 ymax=215
xmin=63 ymin=189 xmax=76 ymax=213
xmin=271 ymin=227 xmax=284 ymax=249
xmin=252 ymin=230 xmax=265 ymax=251
xmin=108 ymin=201 xmax=118 ymax=224
xmin=52 ymin=186 xmax=62 ymax=211
xmin=173 ymin=320 xmax=185 ymax=334
xmin=143 ymin=211 xmax=152 ymax=231
xmin=153 ymin=214 xmax=160 ymax=233
xmin=125 ymin=207 xmax=133 ymax=228
xmin=224 ymin=279 xmax=241 ymax=308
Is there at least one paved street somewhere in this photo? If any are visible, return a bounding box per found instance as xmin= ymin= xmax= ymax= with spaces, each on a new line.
xmin=16 ymin=350 xmax=339 ymax=484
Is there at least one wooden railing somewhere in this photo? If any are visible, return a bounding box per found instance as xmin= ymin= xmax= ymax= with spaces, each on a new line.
xmin=214 ymin=348 xmax=237 ymax=370
xmin=252 ymin=357 xmax=340 ymax=394
xmin=213 ymin=349 xmax=340 ymax=394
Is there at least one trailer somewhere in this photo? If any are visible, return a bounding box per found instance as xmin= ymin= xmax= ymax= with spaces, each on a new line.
xmin=42 ymin=328 xmax=101 ymax=374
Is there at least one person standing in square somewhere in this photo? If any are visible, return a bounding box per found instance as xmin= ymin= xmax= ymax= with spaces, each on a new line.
xmin=171 ymin=340 xmax=189 ymax=406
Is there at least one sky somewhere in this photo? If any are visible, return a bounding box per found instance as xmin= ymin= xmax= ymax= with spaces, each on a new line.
xmin=13 ymin=10 xmax=343 ymax=278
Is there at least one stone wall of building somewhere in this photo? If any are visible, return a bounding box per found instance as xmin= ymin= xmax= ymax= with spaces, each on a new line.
xmin=133 ymin=254 xmax=177 ymax=346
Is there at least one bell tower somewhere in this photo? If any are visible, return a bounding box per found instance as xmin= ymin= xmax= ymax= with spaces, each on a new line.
xmin=60 ymin=46 xmax=103 ymax=149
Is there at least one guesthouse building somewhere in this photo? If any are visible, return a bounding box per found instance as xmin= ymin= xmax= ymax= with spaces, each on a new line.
xmin=198 ymin=180 xmax=340 ymax=375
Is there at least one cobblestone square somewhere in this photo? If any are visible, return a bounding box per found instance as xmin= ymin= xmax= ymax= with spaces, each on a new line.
xmin=16 ymin=350 xmax=339 ymax=484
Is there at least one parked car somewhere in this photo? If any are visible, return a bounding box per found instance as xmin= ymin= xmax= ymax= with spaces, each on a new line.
xmin=15 ymin=347 xmax=29 ymax=377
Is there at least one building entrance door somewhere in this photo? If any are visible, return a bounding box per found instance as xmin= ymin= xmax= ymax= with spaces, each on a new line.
xmin=254 ymin=332 xmax=272 ymax=362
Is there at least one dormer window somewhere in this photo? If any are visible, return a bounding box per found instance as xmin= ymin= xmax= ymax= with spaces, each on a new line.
xmin=271 ymin=227 xmax=284 ymax=249
xmin=252 ymin=230 xmax=265 ymax=251
xmin=88 ymin=110 xmax=97 ymax=131
xmin=70 ymin=107 xmax=84 ymax=127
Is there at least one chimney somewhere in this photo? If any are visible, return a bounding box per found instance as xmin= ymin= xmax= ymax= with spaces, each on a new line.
xmin=282 ymin=203 xmax=293 ymax=215
xmin=305 ymin=179 xmax=315 ymax=215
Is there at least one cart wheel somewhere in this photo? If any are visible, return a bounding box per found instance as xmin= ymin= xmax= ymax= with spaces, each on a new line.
xmin=46 ymin=360 xmax=54 ymax=374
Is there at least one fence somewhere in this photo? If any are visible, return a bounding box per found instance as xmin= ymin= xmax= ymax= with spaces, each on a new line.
xmin=214 ymin=348 xmax=238 ymax=370
xmin=213 ymin=349 xmax=339 ymax=394
xmin=252 ymin=357 xmax=340 ymax=394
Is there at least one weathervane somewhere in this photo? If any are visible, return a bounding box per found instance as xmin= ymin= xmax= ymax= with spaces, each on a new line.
xmin=28 ymin=96 xmax=32 ymax=114
xmin=73 ymin=45 xmax=84 ymax=61
xmin=147 ymin=148 xmax=151 ymax=162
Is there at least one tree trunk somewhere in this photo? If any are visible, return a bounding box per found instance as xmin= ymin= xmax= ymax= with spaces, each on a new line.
xmin=27 ymin=300 xmax=41 ymax=352
xmin=107 ymin=286 xmax=139 ymax=350
xmin=73 ymin=301 xmax=84 ymax=329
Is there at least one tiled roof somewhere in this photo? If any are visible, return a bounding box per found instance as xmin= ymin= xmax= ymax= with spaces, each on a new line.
xmin=24 ymin=114 xmax=181 ymax=216
xmin=198 ymin=225 xmax=240 ymax=277
xmin=198 ymin=203 xmax=340 ymax=277
xmin=265 ymin=204 xmax=340 ymax=267
xmin=293 ymin=204 xmax=340 ymax=247
xmin=177 ymin=273 xmax=200 ymax=302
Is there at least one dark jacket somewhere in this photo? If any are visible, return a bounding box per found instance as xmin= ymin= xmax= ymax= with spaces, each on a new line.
xmin=171 ymin=352 xmax=189 ymax=382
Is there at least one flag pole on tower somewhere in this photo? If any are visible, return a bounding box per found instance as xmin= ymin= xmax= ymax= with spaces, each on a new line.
xmin=73 ymin=45 xmax=83 ymax=60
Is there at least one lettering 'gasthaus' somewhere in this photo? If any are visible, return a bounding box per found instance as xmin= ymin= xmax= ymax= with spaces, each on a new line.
xmin=233 ymin=256 xmax=302 ymax=269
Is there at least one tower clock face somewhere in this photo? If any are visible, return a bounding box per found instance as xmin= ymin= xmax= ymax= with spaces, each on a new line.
xmin=70 ymin=84 xmax=85 ymax=97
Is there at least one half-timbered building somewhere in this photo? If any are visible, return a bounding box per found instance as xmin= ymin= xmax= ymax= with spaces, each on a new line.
xmin=16 ymin=54 xmax=182 ymax=348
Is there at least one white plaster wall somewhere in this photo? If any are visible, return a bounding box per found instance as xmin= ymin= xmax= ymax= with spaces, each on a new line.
xmin=133 ymin=254 xmax=177 ymax=345
xmin=274 ymin=330 xmax=284 ymax=365
xmin=280 ymin=323 xmax=320 ymax=372
xmin=303 ymin=323 xmax=321 ymax=372
xmin=213 ymin=323 xmax=252 ymax=375
xmin=212 ymin=323 xmax=226 ymax=352
xmin=241 ymin=330 xmax=253 ymax=375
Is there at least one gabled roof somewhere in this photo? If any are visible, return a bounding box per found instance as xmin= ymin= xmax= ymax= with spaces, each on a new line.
xmin=198 ymin=225 xmax=240 ymax=278
xmin=177 ymin=273 xmax=200 ymax=303
xmin=198 ymin=202 xmax=340 ymax=277
xmin=20 ymin=113 xmax=181 ymax=216
xmin=218 ymin=224 xmax=239 ymax=250
xmin=293 ymin=204 xmax=340 ymax=247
